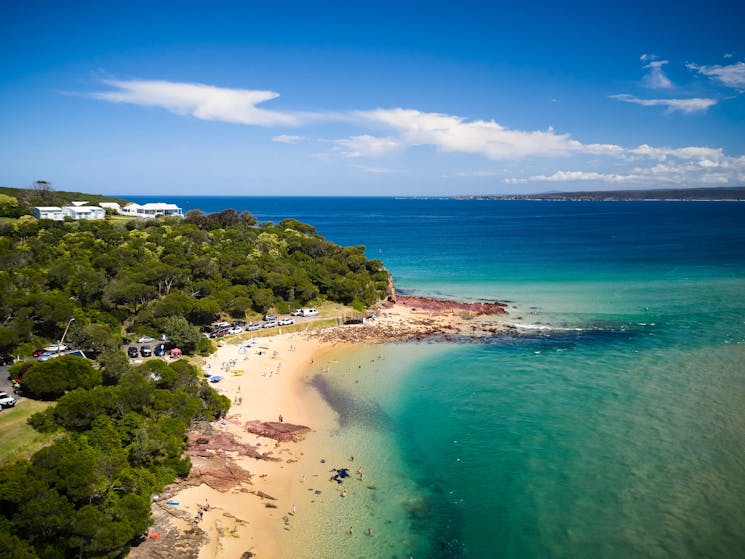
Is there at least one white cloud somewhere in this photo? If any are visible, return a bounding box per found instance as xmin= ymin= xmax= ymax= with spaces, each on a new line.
xmin=686 ymin=61 xmax=745 ymax=90
xmin=331 ymin=134 xmax=401 ymax=158
xmin=86 ymin=77 xmax=745 ymax=188
xmin=724 ymin=53 xmax=733 ymax=59
xmin=272 ymin=134 xmax=305 ymax=143
xmin=506 ymin=171 xmax=636 ymax=184
xmin=627 ymin=144 xmax=725 ymax=161
xmin=357 ymin=108 xmax=600 ymax=159
xmin=90 ymin=79 xmax=324 ymax=126
xmin=642 ymin=57 xmax=673 ymax=89
xmin=609 ymin=93 xmax=717 ymax=113
xmin=353 ymin=164 xmax=397 ymax=174
xmin=506 ymin=152 xmax=745 ymax=186
xmin=451 ymin=170 xmax=502 ymax=177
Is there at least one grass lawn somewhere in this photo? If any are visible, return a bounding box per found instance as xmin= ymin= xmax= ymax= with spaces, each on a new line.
xmin=0 ymin=400 xmax=56 ymax=466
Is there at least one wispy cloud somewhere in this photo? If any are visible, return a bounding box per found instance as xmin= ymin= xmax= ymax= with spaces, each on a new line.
xmin=686 ymin=61 xmax=745 ymax=90
xmin=86 ymin=77 xmax=744 ymax=188
xmin=90 ymin=79 xmax=326 ymax=126
xmin=609 ymin=93 xmax=717 ymax=113
xmin=355 ymin=108 xmax=622 ymax=159
xmin=506 ymin=171 xmax=635 ymax=184
xmin=450 ymin=170 xmax=502 ymax=178
xmin=272 ymin=134 xmax=305 ymax=143
xmin=331 ymin=134 xmax=401 ymax=158
xmin=640 ymin=54 xmax=673 ymax=88
xmin=506 ymin=150 xmax=745 ymax=186
xmin=353 ymin=164 xmax=397 ymax=174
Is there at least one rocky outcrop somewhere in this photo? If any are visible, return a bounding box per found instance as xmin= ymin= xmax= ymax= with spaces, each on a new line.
xmin=244 ymin=420 xmax=311 ymax=442
xmin=395 ymin=295 xmax=507 ymax=314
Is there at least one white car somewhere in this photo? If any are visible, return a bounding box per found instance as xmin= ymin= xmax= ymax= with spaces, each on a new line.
xmin=44 ymin=344 xmax=68 ymax=352
xmin=227 ymin=326 xmax=244 ymax=335
xmin=137 ymin=336 xmax=156 ymax=343
xmin=290 ymin=309 xmax=304 ymax=316
xmin=278 ymin=318 xmax=295 ymax=326
xmin=301 ymin=308 xmax=319 ymax=317
xmin=0 ymin=392 xmax=16 ymax=408
xmin=262 ymin=321 xmax=278 ymax=328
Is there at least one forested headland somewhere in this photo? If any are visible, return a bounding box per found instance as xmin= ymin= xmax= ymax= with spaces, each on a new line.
xmin=0 ymin=205 xmax=392 ymax=357
xmin=0 ymin=191 xmax=393 ymax=558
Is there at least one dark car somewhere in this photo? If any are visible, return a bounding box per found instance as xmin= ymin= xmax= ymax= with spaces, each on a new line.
xmin=33 ymin=348 xmax=46 ymax=357
xmin=127 ymin=346 xmax=139 ymax=358
xmin=0 ymin=354 xmax=13 ymax=366
xmin=140 ymin=346 xmax=152 ymax=357
xmin=154 ymin=344 xmax=166 ymax=356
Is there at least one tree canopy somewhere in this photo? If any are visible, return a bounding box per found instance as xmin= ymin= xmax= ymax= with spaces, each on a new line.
xmin=0 ymin=358 xmax=229 ymax=558
xmin=0 ymin=207 xmax=391 ymax=355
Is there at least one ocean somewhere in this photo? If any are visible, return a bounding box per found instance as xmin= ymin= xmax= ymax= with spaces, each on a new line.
xmin=131 ymin=196 xmax=745 ymax=558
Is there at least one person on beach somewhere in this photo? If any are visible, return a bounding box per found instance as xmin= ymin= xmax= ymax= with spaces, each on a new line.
xmin=278 ymin=414 xmax=284 ymax=423
xmin=348 ymin=527 xmax=353 ymax=535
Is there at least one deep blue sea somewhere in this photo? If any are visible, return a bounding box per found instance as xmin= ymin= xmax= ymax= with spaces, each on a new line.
xmin=132 ymin=197 xmax=745 ymax=558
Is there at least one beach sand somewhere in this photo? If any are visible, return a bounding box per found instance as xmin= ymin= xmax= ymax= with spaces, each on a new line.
xmin=129 ymin=302 xmax=508 ymax=559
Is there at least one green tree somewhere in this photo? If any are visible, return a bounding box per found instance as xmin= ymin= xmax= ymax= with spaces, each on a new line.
xmin=160 ymin=315 xmax=200 ymax=353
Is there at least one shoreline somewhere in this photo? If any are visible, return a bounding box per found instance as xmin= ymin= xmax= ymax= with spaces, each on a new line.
xmin=128 ymin=301 xmax=510 ymax=559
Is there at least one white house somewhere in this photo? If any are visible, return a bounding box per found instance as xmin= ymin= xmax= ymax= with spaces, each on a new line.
xmin=99 ymin=202 xmax=121 ymax=212
xmin=33 ymin=204 xmax=106 ymax=221
xmin=121 ymin=203 xmax=183 ymax=219
xmin=33 ymin=206 xmax=65 ymax=220
xmin=63 ymin=205 xmax=105 ymax=220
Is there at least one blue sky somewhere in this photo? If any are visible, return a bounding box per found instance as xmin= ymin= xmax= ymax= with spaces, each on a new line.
xmin=1 ymin=0 xmax=744 ymax=196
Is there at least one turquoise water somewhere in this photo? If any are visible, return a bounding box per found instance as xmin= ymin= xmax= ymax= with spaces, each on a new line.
xmin=132 ymin=197 xmax=745 ymax=557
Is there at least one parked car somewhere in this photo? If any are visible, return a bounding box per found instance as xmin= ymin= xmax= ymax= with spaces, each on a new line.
xmin=263 ymin=314 xmax=277 ymax=321
xmin=210 ymin=329 xmax=229 ymax=338
xmin=127 ymin=346 xmax=139 ymax=358
xmin=247 ymin=323 xmax=262 ymax=331
xmin=290 ymin=309 xmax=304 ymax=316
xmin=0 ymin=354 xmax=13 ymax=366
xmin=140 ymin=346 xmax=152 ymax=357
xmin=32 ymin=348 xmax=46 ymax=357
xmin=154 ymin=344 xmax=166 ymax=357
xmin=137 ymin=336 xmax=155 ymax=344
xmin=301 ymin=308 xmax=319 ymax=317
xmin=0 ymin=392 xmax=16 ymax=408
xmin=36 ymin=352 xmax=54 ymax=362
xmin=262 ymin=321 xmax=277 ymax=328
xmin=227 ymin=326 xmax=244 ymax=335
xmin=278 ymin=318 xmax=295 ymax=326
xmin=44 ymin=344 xmax=68 ymax=352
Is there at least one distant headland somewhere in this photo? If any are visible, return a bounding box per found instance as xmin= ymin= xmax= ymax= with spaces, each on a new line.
xmin=453 ymin=186 xmax=745 ymax=201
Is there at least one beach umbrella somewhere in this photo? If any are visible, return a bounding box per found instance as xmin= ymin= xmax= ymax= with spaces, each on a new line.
xmin=170 ymin=348 xmax=182 ymax=356
xmin=209 ymin=375 xmax=222 ymax=383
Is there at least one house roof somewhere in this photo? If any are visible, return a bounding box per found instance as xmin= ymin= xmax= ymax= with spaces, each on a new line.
xmin=35 ymin=206 xmax=63 ymax=211
xmin=139 ymin=203 xmax=182 ymax=210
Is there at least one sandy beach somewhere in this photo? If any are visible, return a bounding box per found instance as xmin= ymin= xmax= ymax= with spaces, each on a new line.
xmin=128 ymin=301 xmax=509 ymax=559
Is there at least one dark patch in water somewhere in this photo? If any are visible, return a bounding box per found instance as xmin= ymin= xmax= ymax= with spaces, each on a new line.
xmin=309 ymin=375 xmax=394 ymax=429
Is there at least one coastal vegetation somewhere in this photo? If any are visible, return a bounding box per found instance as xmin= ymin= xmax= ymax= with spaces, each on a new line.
xmin=0 ymin=184 xmax=130 ymax=219
xmin=0 ymin=203 xmax=391 ymax=357
xmin=0 ymin=355 xmax=230 ymax=558
xmin=0 ymin=188 xmax=393 ymax=557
